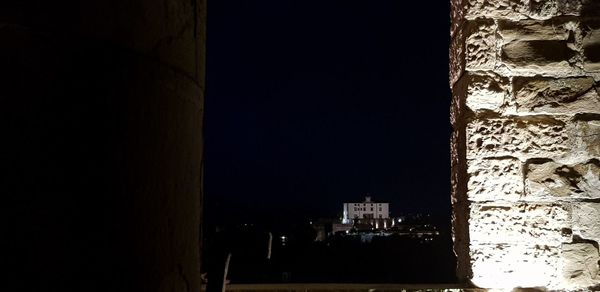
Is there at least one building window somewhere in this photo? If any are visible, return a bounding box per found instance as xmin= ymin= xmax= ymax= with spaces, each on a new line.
xmin=379 ymin=207 xmax=382 ymax=211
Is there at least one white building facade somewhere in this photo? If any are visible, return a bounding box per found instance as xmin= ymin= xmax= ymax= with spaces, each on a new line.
xmin=342 ymin=196 xmax=389 ymax=224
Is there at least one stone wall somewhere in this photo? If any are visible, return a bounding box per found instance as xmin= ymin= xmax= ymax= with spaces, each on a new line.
xmin=450 ymin=0 xmax=600 ymax=289
xmin=2 ymin=1 xmax=205 ymax=291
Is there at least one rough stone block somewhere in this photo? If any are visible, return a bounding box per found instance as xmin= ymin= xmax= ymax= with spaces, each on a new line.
xmin=450 ymin=24 xmax=466 ymax=87
xmin=571 ymin=117 xmax=600 ymax=158
xmin=464 ymin=0 xmax=530 ymax=20
xmin=497 ymin=19 xmax=581 ymax=73
xmin=501 ymin=40 xmax=578 ymax=69
xmin=525 ymin=159 xmax=600 ymax=199
xmin=452 ymin=72 xmax=510 ymax=121
xmin=469 ymin=203 xmax=571 ymax=245
xmin=470 ymin=243 xmax=561 ymax=288
xmin=562 ymin=243 xmax=600 ymax=288
xmin=513 ymin=76 xmax=599 ymax=114
xmin=582 ymin=20 xmax=600 ymax=72
xmin=452 ymin=0 xmax=580 ymax=24
xmin=466 ymin=20 xmax=497 ymax=71
xmin=467 ymin=157 xmax=523 ymax=201
xmin=573 ymin=203 xmax=600 ymax=243
xmin=466 ymin=73 xmax=510 ymax=112
xmin=467 ymin=117 xmax=569 ymax=160
xmin=580 ymin=10 xmax=600 ymax=70
xmin=450 ymin=20 xmax=497 ymax=86
xmin=529 ymin=0 xmax=581 ymax=18
xmin=498 ymin=18 xmax=578 ymax=42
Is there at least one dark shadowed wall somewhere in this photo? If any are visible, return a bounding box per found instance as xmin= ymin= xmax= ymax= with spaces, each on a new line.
xmin=2 ymin=1 xmax=205 ymax=291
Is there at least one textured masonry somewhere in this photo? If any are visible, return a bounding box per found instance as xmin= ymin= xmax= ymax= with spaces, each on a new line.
xmin=451 ymin=0 xmax=600 ymax=289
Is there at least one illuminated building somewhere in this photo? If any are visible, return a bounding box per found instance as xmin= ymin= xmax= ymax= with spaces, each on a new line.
xmin=342 ymin=196 xmax=389 ymax=224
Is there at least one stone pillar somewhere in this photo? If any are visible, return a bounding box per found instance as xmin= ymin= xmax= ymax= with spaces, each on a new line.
xmin=2 ymin=0 xmax=205 ymax=291
xmin=451 ymin=0 xmax=600 ymax=289
xmin=450 ymin=0 xmax=600 ymax=289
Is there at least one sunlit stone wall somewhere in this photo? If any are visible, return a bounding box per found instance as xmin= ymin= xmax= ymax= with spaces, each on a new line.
xmin=450 ymin=0 xmax=600 ymax=289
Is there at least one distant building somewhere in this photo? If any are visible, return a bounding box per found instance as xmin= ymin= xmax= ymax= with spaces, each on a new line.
xmin=342 ymin=196 xmax=389 ymax=224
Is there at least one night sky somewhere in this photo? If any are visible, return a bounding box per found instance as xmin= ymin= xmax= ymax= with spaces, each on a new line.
xmin=205 ymin=1 xmax=452 ymax=224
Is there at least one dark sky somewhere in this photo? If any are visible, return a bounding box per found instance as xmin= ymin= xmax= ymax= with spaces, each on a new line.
xmin=205 ymin=1 xmax=452 ymax=223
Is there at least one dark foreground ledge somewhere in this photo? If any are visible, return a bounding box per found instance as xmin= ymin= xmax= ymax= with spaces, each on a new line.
xmin=203 ymin=283 xmax=486 ymax=292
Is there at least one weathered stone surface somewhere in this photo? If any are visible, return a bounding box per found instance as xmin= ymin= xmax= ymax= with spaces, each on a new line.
xmin=582 ymin=20 xmax=600 ymax=72
xmin=581 ymin=6 xmax=600 ymax=70
xmin=498 ymin=18 xmax=578 ymax=42
xmin=513 ymin=76 xmax=600 ymax=114
xmin=450 ymin=20 xmax=497 ymax=86
xmin=451 ymin=129 xmax=468 ymax=205
xmin=470 ymin=244 xmax=561 ymax=288
xmin=466 ymin=21 xmax=497 ymax=71
xmin=463 ymin=0 xmax=530 ymax=20
xmin=571 ymin=117 xmax=600 ymax=158
xmin=451 ymin=79 xmax=467 ymax=127
xmin=525 ymin=159 xmax=600 ymax=199
xmin=453 ymin=0 xmax=581 ymax=23
xmin=451 ymin=125 xmax=472 ymax=281
xmin=469 ymin=203 xmax=571 ymax=245
xmin=562 ymin=243 xmax=600 ymax=288
xmin=453 ymin=202 xmax=473 ymax=281
xmin=497 ymin=18 xmax=581 ymax=72
xmin=501 ymin=40 xmax=578 ymax=69
xmin=467 ymin=117 xmax=599 ymax=163
xmin=529 ymin=0 xmax=581 ymax=19
xmin=467 ymin=117 xmax=569 ymax=160
xmin=573 ymin=203 xmax=600 ymax=243
xmin=450 ymin=0 xmax=467 ymax=37
xmin=452 ymin=72 xmax=510 ymax=121
xmin=451 ymin=24 xmax=466 ymax=87
xmin=452 ymin=0 xmax=600 ymax=289
xmin=465 ymin=73 xmax=510 ymax=112
xmin=467 ymin=158 xmax=523 ymax=201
